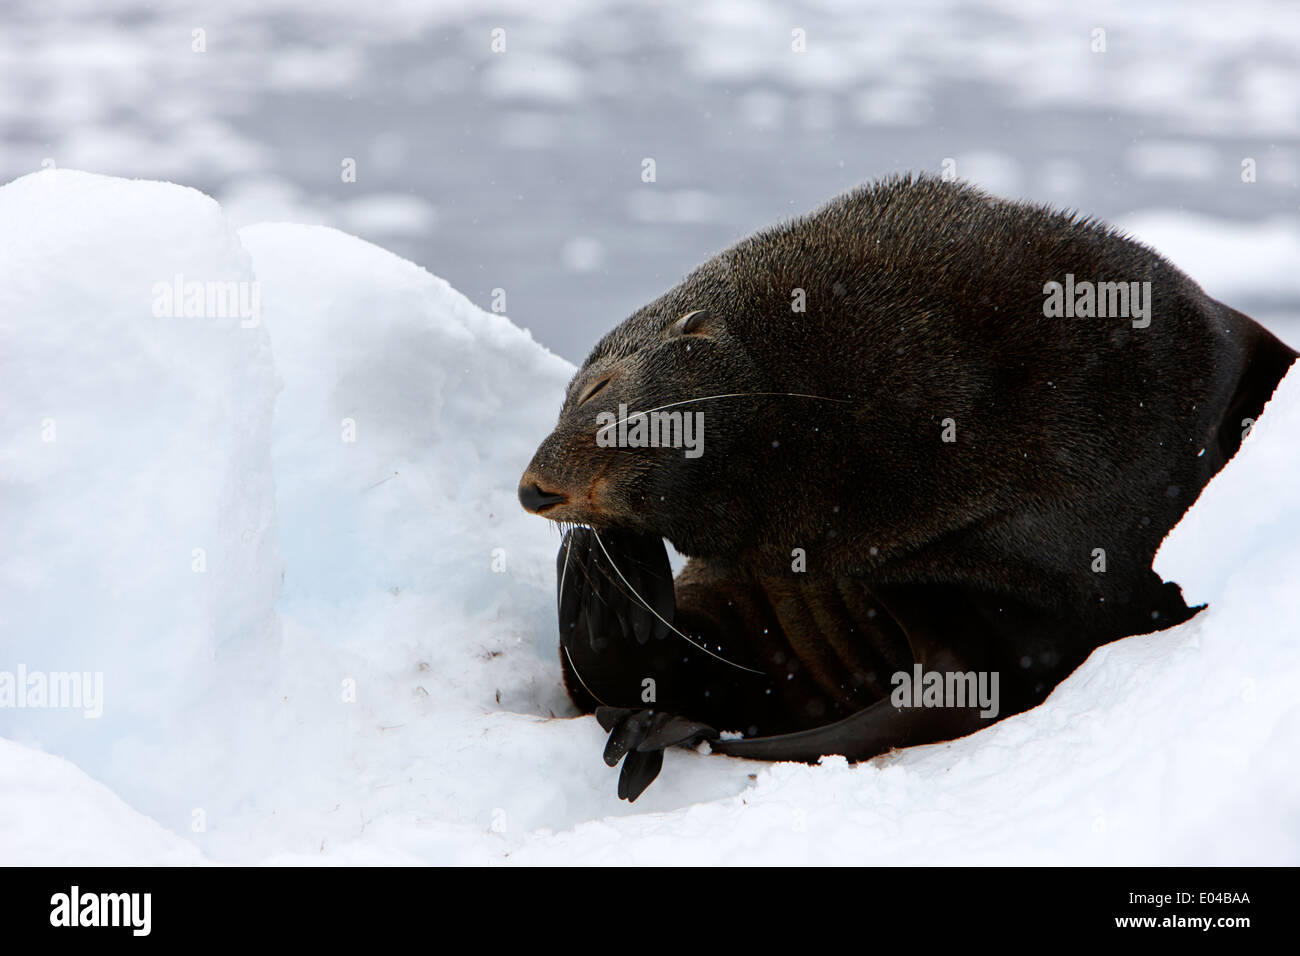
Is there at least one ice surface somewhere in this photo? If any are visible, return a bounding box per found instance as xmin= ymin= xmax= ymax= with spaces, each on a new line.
xmin=1 ymin=170 xmax=1296 ymax=864
xmin=0 ymin=169 xmax=283 ymax=823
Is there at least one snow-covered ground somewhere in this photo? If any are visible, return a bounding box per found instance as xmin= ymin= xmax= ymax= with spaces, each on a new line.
xmin=1 ymin=170 xmax=1297 ymax=865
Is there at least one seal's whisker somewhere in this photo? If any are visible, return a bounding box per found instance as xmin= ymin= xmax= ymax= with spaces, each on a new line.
xmin=557 ymin=529 xmax=610 ymax=707
xmin=590 ymin=528 xmax=766 ymax=676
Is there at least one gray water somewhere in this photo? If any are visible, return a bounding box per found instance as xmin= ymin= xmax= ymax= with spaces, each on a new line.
xmin=4 ymin=0 xmax=1298 ymax=361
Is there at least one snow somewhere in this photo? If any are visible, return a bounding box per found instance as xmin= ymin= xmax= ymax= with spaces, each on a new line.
xmin=2 ymin=169 xmax=1297 ymax=865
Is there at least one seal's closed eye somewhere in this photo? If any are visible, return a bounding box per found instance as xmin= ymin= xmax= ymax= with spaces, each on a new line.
xmin=674 ymin=309 xmax=709 ymax=335
xmin=577 ymin=375 xmax=612 ymax=406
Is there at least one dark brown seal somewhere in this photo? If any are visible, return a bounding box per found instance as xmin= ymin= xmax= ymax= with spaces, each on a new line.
xmin=518 ymin=173 xmax=1296 ymax=800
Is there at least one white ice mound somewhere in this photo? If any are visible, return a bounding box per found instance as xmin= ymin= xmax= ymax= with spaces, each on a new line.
xmin=0 ymin=738 xmax=206 ymax=866
xmin=0 ymin=170 xmax=281 ymax=815
xmin=236 ymin=221 xmax=571 ymax=620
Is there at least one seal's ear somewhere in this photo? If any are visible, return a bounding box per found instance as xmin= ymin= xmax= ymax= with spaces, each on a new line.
xmin=673 ymin=309 xmax=711 ymax=336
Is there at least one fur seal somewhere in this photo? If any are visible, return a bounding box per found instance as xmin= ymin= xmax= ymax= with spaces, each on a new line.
xmin=518 ymin=173 xmax=1296 ymax=801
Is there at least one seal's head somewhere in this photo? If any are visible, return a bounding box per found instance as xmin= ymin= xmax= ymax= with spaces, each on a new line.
xmin=518 ymin=298 xmax=766 ymax=556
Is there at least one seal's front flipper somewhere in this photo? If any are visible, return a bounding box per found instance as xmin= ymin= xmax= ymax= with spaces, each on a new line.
xmin=708 ymin=695 xmax=989 ymax=763
xmin=556 ymin=527 xmax=677 ymax=711
xmin=595 ymin=706 xmax=719 ymax=801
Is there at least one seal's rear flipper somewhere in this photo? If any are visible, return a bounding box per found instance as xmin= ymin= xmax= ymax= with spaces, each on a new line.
xmin=1210 ymin=312 xmax=1297 ymax=471
xmin=708 ymin=695 xmax=991 ymax=763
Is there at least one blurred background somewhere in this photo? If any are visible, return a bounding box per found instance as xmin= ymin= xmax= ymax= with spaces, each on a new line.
xmin=3 ymin=0 xmax=1298 ymax=362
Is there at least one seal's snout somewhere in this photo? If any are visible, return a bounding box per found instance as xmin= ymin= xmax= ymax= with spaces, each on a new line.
xmin=518 ymin=480 xmax=568 ymax=514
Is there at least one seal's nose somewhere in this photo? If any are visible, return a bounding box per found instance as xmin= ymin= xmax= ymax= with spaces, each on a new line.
xmin=518 ymin=481 xmax=568 ymax=514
